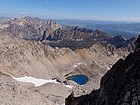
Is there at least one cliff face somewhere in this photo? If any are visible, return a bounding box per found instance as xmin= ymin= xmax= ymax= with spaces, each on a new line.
xmin=66 ymin=35 xmax=140 ymax=105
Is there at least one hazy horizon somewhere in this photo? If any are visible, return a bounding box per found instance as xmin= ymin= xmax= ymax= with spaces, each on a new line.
xmin=0 ymin=0 xmax=140 ymax=22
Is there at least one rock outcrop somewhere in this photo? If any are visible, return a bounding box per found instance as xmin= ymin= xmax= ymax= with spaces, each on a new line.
xmin=65 ymin=35 xmax=140 ymax=105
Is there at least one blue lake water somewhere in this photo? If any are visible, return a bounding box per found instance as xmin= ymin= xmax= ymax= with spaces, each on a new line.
xmin=66 ymin=75 xmax=89 ymax=85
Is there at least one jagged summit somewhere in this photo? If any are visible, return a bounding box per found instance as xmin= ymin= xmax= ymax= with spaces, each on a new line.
xmin=46 ymin=19 xmax=62 ymax=29
xmin=47 ymin=19 xmax=56 ymax=25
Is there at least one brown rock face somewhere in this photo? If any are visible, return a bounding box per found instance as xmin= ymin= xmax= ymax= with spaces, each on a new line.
xmin=65 ymin=35 xmax=140 ymax=105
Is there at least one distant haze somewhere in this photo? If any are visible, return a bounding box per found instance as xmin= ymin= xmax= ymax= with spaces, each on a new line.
xmin=55 ymin=19 xmax=140 ymax=38
xmin=0 ymin=0 xmax=140 ymax=22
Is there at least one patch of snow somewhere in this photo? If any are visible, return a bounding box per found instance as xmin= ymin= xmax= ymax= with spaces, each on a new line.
xmin=106 ymin=67 xmax=110 ymax=70
xmin=78 ymin=62 xmax=87 ymax=65
xmin=74 ymin=62 xmax=87 ymax=68
xmin=64 ymin=85 xmax=73 ymax=89
xmin=105 ymin=65 xmax=112 ymax=70
xmin=55 ymin=47 xmax=59 ymax=50
xmin=109 ymin=66 xmax=112 ymax=68
xmin=74 ymin=65 xmax=78 ymax=68
xmin=78 ymin=62 xmax=83 ymax=65
xmin=13 ymin=76 xmax=60 ymax=87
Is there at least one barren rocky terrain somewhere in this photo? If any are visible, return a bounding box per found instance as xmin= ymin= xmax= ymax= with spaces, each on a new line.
xmin=0 ymin=17 xmax=135 ymax=104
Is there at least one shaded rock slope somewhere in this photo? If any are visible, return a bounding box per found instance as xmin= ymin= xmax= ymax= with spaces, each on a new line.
xmin=66 ymin=35 xmax=140 ymax=105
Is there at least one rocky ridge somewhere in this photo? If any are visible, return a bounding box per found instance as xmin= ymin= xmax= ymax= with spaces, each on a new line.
xmin=0 ymin=17 xmax=135 ymax=51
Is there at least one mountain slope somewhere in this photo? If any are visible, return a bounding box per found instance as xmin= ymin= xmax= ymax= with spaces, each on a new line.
xmin=0 ymin=33 xmax=129 ymax=103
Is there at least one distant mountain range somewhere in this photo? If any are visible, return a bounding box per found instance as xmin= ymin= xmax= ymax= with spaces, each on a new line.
xmin=1 ymin=17 xmax=140 ymax=39
xmin=55 ymin=19 xmax=140 ymax=39
xmin=0 ymin=17 xmax=136 ymax=51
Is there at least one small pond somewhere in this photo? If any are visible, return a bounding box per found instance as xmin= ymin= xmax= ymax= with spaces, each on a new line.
xmin=66 ymin=74 xmax=89 ymax=85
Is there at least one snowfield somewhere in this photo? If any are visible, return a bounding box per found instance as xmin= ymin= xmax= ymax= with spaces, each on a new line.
xmin=13 ymin=76 xmax=73 ymax=88
xmin=13 ymin=76 xmax=60 ymax=86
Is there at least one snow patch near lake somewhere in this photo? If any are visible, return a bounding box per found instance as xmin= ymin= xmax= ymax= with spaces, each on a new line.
xmin=13 ymin=76 xmax=59 ymax=87
xmin=13 ymin=76 xmax=73 ymax=89
xmin=64 ymin=85 xmax=73 ymax=89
